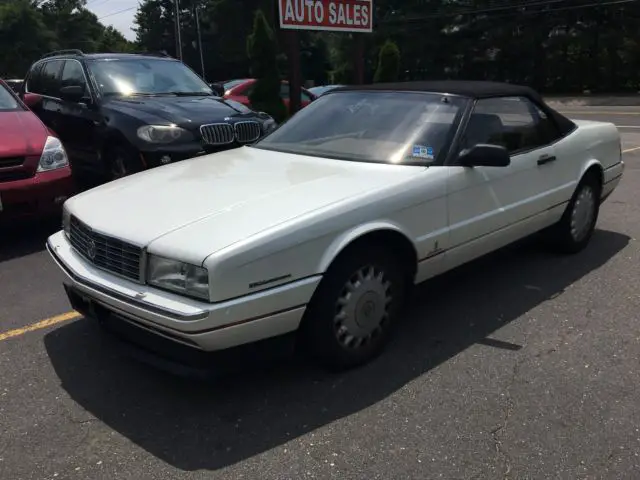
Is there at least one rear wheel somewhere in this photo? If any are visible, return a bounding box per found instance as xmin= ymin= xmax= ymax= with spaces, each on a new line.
xmin=547 ymin=172 xmax=601 ymax=254
xmin=299 ymin=245 xmax=409 ymax=371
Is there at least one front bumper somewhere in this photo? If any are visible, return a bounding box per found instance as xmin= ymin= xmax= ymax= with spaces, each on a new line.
xmin=0 ymin=167 xmax=74 ymax=220
xmin=139 ymin=142 xmax=243 ymax=169
xmin=46 ymin=231 xmax=320 ymax=354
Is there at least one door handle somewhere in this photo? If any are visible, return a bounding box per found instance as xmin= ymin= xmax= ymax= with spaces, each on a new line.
xmin=537 ymin=154 xmax=557 ymax=165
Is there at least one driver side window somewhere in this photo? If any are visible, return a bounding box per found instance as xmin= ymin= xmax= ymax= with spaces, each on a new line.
xmin=460 ymin=96 xmax=550 ymax=155
xmin=60 ymin=60 xmax=88 ymax=97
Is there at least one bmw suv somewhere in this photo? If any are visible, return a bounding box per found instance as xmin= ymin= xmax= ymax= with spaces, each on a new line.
xmin=20 ymin=50 xmax=276 ymax=187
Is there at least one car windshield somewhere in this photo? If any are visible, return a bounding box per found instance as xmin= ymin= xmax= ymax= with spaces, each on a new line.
xmin=88 ymin=58 xmax=212 ymax=96
xmin=252 ymin=91 xmax=467 ymax=165
xmin=0 ymin=83 xmax=22 ymax=111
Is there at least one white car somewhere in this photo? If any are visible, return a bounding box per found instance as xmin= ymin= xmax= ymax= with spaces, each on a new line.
xmin=47 ymin=81 xmax=624 ymax=372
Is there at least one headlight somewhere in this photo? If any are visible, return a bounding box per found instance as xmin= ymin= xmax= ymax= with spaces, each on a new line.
xmin=262 ymin=117 xmax=277 ymax=133
xmin=62 ymin=205 xmax=71 ymax=237
xmin=147 ymin=255 xmax=209 ymax=300
xmin=37 ymin=136 xmax=69 ymax=172
xmin=137 ymin=125 xmax=192 ymax=144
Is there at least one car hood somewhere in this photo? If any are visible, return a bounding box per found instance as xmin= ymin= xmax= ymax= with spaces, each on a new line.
xmin=103 ymin=95 xmax=257 ymax=127
xmin=66 ymin=147 xmax=421 ymax=265
xmin=0 ymin=110 xmax=48 ymax=157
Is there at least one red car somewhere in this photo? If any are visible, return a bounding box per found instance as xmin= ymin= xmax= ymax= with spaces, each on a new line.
xmin=222 ymin=78 xmax=316 ymax=112
xmin=0 ymin=79 xmax=74 ymax=221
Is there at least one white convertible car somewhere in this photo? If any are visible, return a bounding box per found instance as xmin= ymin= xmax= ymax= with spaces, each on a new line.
xmin=47 ymin=81 xmax=624 ymax=371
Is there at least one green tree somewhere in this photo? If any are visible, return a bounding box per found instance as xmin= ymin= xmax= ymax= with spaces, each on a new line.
xmin=246 ymin=9 xmax=286 ymax=122
xmin=373 ymin=40 xmax=400 ymax=83
xmin=0 ymin=0 xmax=56 ymax=78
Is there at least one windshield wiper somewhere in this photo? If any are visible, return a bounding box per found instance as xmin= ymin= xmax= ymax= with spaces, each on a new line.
xmin=161 ymin=91 xmax=212 ymax=96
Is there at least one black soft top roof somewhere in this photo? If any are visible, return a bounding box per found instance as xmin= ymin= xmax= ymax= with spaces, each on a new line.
xmin=333 ymin=80 xmax=538 ymax=99
xmin=332 ymin=80 xmax=576 ymax=136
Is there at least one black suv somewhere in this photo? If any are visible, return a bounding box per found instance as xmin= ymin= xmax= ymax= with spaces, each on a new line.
xmin=20 ymin=50 xmax=276 ymax=186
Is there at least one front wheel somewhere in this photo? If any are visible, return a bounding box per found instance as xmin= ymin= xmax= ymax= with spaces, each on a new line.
xmin=547 ymin=173 xmax=601 ymax=254
xmin=299 ymin=245 xmax=409 ymax=371
xmin=104 ymin=144 xmax=144 ymax=181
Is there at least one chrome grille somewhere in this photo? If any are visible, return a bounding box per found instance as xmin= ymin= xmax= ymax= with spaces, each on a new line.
xmin=234 ymin=121 xmax=261 ymax=143
xmin=69 ymin=216 xmax=142 ymax=282
xmin=200 ymin=123 xmax=234 ymax=145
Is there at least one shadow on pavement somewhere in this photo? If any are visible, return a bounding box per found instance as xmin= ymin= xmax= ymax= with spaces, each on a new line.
xmin=0 ymin=217 xmax=61 ymax=263
xmin=44 ymin=229 xmax=629 ymax=472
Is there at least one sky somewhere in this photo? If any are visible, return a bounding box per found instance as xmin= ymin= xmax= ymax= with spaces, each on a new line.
xmin=86 ymin=0 xmax=138 ymax=41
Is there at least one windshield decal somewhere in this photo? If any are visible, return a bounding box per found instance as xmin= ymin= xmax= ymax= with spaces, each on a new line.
xmin=411 ymin=145 xmax=434 ymax=160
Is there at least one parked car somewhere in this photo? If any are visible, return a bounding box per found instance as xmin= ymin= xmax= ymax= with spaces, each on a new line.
xmin=47 ymin=80 xmax=623 ymax=373
xmin=222 ymin=78 xmax=316 ymax=112
xmin=308 ymin=84 xmax=344 ymax=97
xmin=4 ymin=79 xmax=24 ymax=94
xmin=0 ymin=79 xmax=74 ymax=221
xmin=20 ymin=50 xmax=277 ymax=186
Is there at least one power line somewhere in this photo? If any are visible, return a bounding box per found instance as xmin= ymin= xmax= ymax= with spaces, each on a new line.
xmin=97 ymin=5 xmax=137 ymax=20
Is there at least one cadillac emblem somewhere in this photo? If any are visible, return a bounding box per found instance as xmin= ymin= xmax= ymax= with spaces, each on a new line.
xmin=86 ymin=239 xmax=97 ymax=260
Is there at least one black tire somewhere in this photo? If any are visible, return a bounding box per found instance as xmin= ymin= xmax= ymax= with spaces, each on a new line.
xmin=104 ymin=144 xmax=144 ymax=181
xmin=298 ymin=244 xmax=410 ymax=371
xmin=547 ymin=171 xmax=601 ymax=254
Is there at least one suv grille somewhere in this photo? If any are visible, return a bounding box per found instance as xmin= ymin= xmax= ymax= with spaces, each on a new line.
xmin=69 ymin=216 xmax=142 ymax=282
xmin=234 ymin=121 xmax=261 ymax=143
xmin=200 ymin=123 xmax=234 ymax=145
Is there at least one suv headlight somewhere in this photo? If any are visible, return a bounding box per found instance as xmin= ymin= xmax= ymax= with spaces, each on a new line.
xmin=262 ymin=117 xmax=277 ymax=134
xmin=37 ymin=136 xmax=69 ymax=172
xmin=137 ymin=125 xmax=192 ymax=144
xmin=147 ymin=255 xmax=209 ymax=300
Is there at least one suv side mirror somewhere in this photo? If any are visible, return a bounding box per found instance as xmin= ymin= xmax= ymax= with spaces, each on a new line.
xmin=60 ymin=85 xmax=86 ymax=103
xmin=458 ymin=144 xmax=511 ymax=167
xmin=209 ymin=83 xmax=225 ymax=97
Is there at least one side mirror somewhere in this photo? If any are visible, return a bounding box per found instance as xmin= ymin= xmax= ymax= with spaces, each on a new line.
xmin=209 ymin=83 xmax=225 ymax=97
xmin=60 ymin=85 xmax=86 ymax=103
xmin=458 ymin=144 xmax=510 ymax=167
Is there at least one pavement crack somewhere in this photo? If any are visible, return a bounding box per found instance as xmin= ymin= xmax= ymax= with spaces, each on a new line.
xmin=492 ymin=354 xmax=525 ymax=480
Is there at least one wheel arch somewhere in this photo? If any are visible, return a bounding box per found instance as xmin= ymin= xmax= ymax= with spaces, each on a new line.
xmin=579 ymin=160 xmax=604 ymax=191
xmin=318 ymin=223 xmax=419 ymax=282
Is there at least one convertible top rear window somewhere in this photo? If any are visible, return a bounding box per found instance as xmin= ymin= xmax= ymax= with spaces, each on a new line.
xmin=252 ymin=91 xmax=469 ymax=165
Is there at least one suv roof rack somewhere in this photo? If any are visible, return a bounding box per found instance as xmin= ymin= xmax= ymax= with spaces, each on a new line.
xmin=41 ymin=49 xmax=85 ymax=59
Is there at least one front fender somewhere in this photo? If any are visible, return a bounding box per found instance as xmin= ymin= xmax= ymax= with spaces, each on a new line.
xmin=317 ymin=221 xmax=414 ymax=272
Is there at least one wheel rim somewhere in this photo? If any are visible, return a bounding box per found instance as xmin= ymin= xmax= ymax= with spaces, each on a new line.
xmin=570 ymin=184 xmax=596 ymax=242
xmin=333 ymin=265 xmax=392 ymax=350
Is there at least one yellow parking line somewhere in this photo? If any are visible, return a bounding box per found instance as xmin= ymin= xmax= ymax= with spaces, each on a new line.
xmin=0 ymin=311 xmax=80 ymax=342
xmin=623 ymin=146 xmax=640 ymax=154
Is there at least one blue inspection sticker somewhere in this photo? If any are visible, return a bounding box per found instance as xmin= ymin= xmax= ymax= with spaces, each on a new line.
xmin=411 ymin=145 xmax=435 ymax=160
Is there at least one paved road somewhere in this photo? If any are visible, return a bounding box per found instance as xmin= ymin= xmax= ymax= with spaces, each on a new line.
xmin=1 ymin=107 xmax=640 ymax=479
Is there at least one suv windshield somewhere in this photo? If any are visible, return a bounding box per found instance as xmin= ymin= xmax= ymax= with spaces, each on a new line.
xmin=88 ymin=58 xmax=212 ymax=96
xmin=252 ymin=91 xmax=467 ymax=165
xmin=0 ymin=83 xmax=22 ymax=111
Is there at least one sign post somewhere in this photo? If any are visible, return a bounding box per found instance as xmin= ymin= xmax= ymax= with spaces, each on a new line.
xmin=277 ymin=0 xmax=373 ymax=113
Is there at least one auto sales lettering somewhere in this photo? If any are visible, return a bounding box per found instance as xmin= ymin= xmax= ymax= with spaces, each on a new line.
xmin=278 ymin=0 xmax=373 ymax=33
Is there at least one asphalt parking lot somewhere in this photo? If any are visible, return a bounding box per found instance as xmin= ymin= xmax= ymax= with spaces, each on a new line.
xmin=1 ymin=106 xmax=640 ymax=480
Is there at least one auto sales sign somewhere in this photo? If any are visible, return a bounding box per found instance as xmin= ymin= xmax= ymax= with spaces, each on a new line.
xmin=278 ymin=0 xmax=373 ymax=33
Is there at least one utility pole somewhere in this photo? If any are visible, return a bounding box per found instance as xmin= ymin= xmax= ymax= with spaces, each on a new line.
xmin=194 ymin=2 xmax=205 ymax=80
xmin=174 ymin=0 xmax=183 ymax=60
